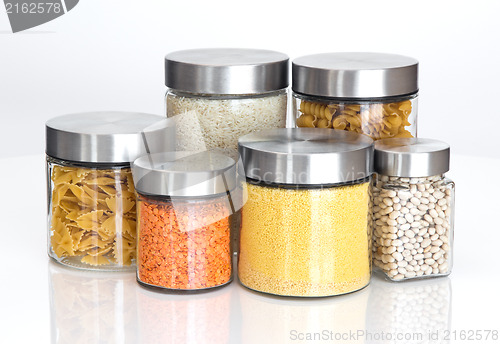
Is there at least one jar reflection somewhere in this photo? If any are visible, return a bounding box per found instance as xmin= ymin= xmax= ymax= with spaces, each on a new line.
xmin=48 ymin=261 xmax=137 ymax=344
xmin=367 ymin=273 xmax=452 ymax=343
xmin=136 ymin=286 xmax=232 ymax=344
xmin=238 ymin=284 xmax=370 ymax=343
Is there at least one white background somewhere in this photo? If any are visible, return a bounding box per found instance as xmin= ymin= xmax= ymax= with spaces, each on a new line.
xmin=1 ymin=0 xmax=500 ymax=159
xmin=1 ymin=2 xmax=500 ymax=343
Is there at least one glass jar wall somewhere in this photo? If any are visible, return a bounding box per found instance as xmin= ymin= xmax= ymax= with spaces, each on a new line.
xmin=372 ymin=174 xmax=454 ymax=280
xmin=136 ymin=192 xmax=233 ymax=290
xmin=47 ymin=158 xmax=137 ymax=269
xmin=293 ymin=94 xmax=417 ymax=139
xmin=240 ymin=178 xmax=372 ymax=297
xmin=292 ymin=52 xmax=419 ymax=141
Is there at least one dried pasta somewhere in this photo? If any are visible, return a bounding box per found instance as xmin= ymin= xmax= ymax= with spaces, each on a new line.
xmin=49 ymin=165 xmax=137 ymax=266
xmin=296 ymin=100 xmax=414 ymax=140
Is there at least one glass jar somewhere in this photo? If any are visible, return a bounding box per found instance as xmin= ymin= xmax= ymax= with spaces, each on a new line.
xmin=372 ymin=138 xmax=455 ymax=281
xmin=292 ymin=52 xmax=418 ymax=140
xmin=165 ymin=48 xmax=289 ymax=161
xmin=133 ymin=151 xmax=237 ymax=291
xmin=238 ymin=128 xmax=374 ymax=297
xmin=46 ymin=112 xmax=173 ymax=270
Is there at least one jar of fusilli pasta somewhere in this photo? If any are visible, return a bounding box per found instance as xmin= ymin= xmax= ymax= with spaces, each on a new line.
xmin=292 ymin=52 xmax=418 ymax=140
xmin=46 ymin=112 xmax=173 ymax=271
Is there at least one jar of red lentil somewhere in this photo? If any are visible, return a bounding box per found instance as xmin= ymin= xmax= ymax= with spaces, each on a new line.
xmin=292 ymin=52 xmax=418 ymax=140
xmin=238 ymin=128 xmax=374 ymax=297
xmin=133 ymin=151 xmax=236 ymax=291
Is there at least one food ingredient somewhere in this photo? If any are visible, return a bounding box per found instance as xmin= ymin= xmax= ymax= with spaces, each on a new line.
xmin=167 ymin=92 xmax=287 ymax=160
xmin=137 ymin=194 xmax=232 ymax=290
xmin=372 ymin=175 xmax=453 ymax=280
xmin=49 ymin=164 xmax=137 ymax=267
xmin=238 ymin=181 xmax=371 ymax=297
xmin=296 ymin=100 xmax=414 ymax=140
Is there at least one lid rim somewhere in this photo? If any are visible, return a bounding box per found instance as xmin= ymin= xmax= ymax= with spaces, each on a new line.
xmin=45 ymin=112 xmax=173 ymax=164
xmin=165 ymin=48 xmax=289 ymax=94
xmin=133 ymin=151 xmax=237 ymax=197
xmin=238 ymin=128 xmax=374 ymax=185
xmin=374 ymin=138 xmax=450 ymax=177
xmin=292 ymin=52 xmax=418 ymax=98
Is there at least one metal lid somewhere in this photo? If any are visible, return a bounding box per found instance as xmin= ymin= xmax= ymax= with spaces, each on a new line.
xmin=46 ymin=112 xmax=173 ymax=164
xmin=238 ymin=128 xmax=373 ymax=185
xmin=165 ymin=48 xmax=289 ymax=94
xmin=133 ymin=151 xmax=236 ymax=197
xmin=374 ymin=138 xmax=450 ymax=177
xmin=292 ymin=52 xmax=418 ymax=99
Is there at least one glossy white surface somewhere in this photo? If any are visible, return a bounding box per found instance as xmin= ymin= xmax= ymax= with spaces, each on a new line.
xmin=1 ymin=154 xmax=499 ymax=343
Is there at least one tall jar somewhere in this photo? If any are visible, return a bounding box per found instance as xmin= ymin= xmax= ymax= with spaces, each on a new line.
xmin=133 ymin=151 xmax=236 ymax=291
xmin=165 ymin=48 xmax=289 ymax=160
xmin=372 ymin=138 xmax=455 ymax=281
xmin=238 ymin=128 xmax=374 ymax=297
xmin=292 ymin=52 xmax=418 ymax=140
xmin=46 ymin=112 xmax=173 ymax=270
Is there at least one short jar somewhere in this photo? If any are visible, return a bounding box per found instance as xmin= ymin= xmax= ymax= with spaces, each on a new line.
xmin=292 ymin=52 xmax=418 ymax=140
xmin=372 ymin=138 xmax=455 ymax=281
xmin=46 ymin=112 xmax=172 ymax=270
xmin=238 ymin=128 xmax=374 ymax=297
xmin=133 ymin=151 xmax=236 ymax=291
xmin=165 ymin=48 xmax=289 ymax=160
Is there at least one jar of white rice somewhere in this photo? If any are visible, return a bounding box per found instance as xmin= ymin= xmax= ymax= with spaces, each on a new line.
xmin=165 ymin=48 xmax=289 ymax=160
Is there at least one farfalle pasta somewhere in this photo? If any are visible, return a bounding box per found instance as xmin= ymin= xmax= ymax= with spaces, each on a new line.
xmin=49 ymin=165 xmax=137 ymax=267
xmin=296 ymin=100 xmax=414 ymax=140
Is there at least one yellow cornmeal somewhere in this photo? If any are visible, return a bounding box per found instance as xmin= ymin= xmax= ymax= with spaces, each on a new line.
xmin=238 ymin=182 xmax=371 ymax=297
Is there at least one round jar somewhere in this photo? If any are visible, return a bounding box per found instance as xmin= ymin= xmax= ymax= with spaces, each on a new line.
xmin=292 ymin=52 xmax=418 ymax=140
xmin=46 ymin=112 xmax=172 ymax=270
xmin=372 ymin=138 xmax=455 ymax=281
xmin=133 ymin=151 xmax=236 ymax=291
xmin=238 ymin=128 xmax=374 ymax=297
xmin=165 ymin=48 xmax=289 ymax=160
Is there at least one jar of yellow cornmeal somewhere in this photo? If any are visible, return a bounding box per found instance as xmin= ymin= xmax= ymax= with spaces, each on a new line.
xmin=238 ymin=128 xmax=374 ymax=297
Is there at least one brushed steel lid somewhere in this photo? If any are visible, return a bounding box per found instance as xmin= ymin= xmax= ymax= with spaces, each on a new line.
xmin=292 ymin=52 xmax=418 ymax=99
xmin=133 ymin=151 xmax=236 ymax=197
xmin=374 ymin=138 xmax=450 ymax=177
xmin=238 ymin=128 xmax=373 ymax=185
xmin=46 ymin=112 xmax=173 ymax=164
xmin=165 ymin=48 xmax=289 ymax=94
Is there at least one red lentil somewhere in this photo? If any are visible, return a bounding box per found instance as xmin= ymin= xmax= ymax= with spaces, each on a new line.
xmin=137 ymin=194 xmax=232 ymax=290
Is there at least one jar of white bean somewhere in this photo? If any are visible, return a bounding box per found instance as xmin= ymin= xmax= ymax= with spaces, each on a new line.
xmin=372 ymin=138 xmax=455 ymax=281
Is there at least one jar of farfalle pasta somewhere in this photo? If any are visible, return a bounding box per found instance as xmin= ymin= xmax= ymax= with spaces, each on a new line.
xmin=133 ymin=151 xmax=236 ymax=291
xmin=46 ymin=112 xmax=173 ymax=270
xmin=292 ymin=52 xmax=418 ymax=140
